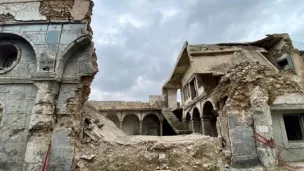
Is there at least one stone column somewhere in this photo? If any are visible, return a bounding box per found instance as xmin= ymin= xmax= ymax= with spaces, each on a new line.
xmin=191 ymin=120 xmax=195 ymax=133
xmin=160 ymin=120 xmax=163 ymax=136
xmin=119 ymin=121 xmax=123 ymax=130
xmin=24 ymin=72 xmax=60 ymax=170
xmin=250 ymin=86 xmax=276 ymax=167
xmin=139 ymin=121 xmax=143 ymax=135
xmin=201 ymin=118 xmax=205 ymax=135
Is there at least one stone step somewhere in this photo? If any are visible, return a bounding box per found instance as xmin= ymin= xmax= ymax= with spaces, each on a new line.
xmin=161 ymin=108 xmax=191 ymax=134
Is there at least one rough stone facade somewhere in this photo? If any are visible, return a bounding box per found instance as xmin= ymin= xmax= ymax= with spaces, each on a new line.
xmin=162 ymin=33 xmax=304 ymax=168
xmin=0 ymin=1 xmax=97 ymax=170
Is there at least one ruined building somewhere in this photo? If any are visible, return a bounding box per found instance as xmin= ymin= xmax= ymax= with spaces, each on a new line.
xmin=161 ymin=33 xmax=304 ymax=168
xmin=0 ymin=0 xmax=97 ymax=170
xmin=90 ymin=33 xmax=304 ymax=169
xmin=1 ymin=1 xmax=304 ymax=170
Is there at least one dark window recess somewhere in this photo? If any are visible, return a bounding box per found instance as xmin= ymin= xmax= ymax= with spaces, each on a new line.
xmin=283 ymin=115 xmax=303 ymax=141
xmin=277 ymin=56 xmax=295 ymax=71
xmin=189 ymin=80 xmax=197 ymax=99
xmin=0 ymin=45 xmax=18 ymax=70
xmin=278 ymin=59 xmax=289 ymax=70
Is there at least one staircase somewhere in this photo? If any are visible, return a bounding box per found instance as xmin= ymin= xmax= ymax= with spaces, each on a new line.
xmin=161 ymin=108 xmax=191 ymax=134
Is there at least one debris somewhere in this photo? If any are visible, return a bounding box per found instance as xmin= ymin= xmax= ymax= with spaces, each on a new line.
xmin=80 ymin=154 xmax=95 ymax=161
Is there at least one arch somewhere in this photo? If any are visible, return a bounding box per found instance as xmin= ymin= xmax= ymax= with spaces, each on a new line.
xmin=56 ymin=35 xmax=97 ymax=77
xmin=142 ymin=114 xmax=160 ymax=136
xmin=203 ymin=101 xmax=218 ymax=137
xmin=0 ymin=32 xmax=37 ymax=57
xmin=122 ymin=114 xmax=140 ymax=135
xmin=192 ymin=107 xmax=202 ymax=133
xmin=106 ymin=114 xmax=120 ymax=128
xmin=185 ymin=112 xmax=191 ymax=131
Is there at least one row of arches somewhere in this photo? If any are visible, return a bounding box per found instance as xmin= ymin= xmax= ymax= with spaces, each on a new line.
xmin=185 ymin=101 xmax=218 ymax=137
xmin=107 ymin=113 xmax=161 ymax=136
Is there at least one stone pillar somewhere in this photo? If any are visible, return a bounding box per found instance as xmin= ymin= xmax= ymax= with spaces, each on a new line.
xmin=24 ymin=73 xmax=60 ymax=170
xmin=191 ymin=120 xmax=195 ymax=132
xmin=160 ymin=120 xmax=163 ymax=136
xmin=201 ymin=118 xmax=205 ymax=135
xmin=119 ymin=121 xmax=123 ymax=130
xmin=250 ymin=86 xmax=276 ymax=167
xmin=139 ymin=121 xmax=143 ymax=135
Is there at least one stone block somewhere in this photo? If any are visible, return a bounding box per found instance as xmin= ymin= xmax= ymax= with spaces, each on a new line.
xmin=3 ymin=25 xmax=21 ymax=32
xmin=47 ymin=164 xmax=73 ymax=171
xmin=23 ymin=163 xmax=43 ymax=171
xmin=2 ymin=113 xmax=27 ymax=128
xmin=5 ymin=100 xmax=31 ymax=114
xmin=47 ymin=31 xmax=60 ymax=44
xmin=48 ymin=146 xmax=73 ymax=165
xmin=48 ymin=24 xmax=62 ymax=31
xmin=62 ymin=23 xmax=86 ymax=32
xmin=23 ymin=31 xmax=46 ymax=45
xmin=24 ymin=142 xmax=48 ymax=164
xmin=79 ymin=62 xmax=95 ymax=75
xmin=0 ymin=162 xmax=22 ymax=171
xmin=63 ymin=62 xmax=79 ymax=75
xmin=51 ymin=130 xmax=71 ymax=146
xmin=0 ymin=86 xmax=10 ymax=93
xmin=231 ymin=155 xmax=259 ymax=168
xmin=0 ymin=143 xmax=25 ymax=162
xmin=20 ymin=25 xmax=48 ymax=32
xmin=230 ymin=122 xmax=258 ymax=168
xmin=60 ymin=31 xmax=81 ymax=45
xmin=228 ymin=115 xmax=247 ymax=127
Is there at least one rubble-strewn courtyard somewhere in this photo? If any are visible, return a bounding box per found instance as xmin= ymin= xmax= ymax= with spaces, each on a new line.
xmin=1 ymin=0 xmax=304 ymax=171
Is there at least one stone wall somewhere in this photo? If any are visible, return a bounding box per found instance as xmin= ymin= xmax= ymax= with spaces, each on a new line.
xmin=0 ymin=0 xmax=96 ymax=170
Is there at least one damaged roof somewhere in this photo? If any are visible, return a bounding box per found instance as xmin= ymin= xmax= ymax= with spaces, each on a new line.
xmin=162 ymin=33 xmax=291 ymax=89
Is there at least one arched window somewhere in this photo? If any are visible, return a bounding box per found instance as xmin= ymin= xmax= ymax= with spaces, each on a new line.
xmin=142 ymin=114 xmax=160 ymax=135
xmin=122 ymin=114 xmax=140 ymax=135
xmin=203 ymin=101 xmax=218 ymax=137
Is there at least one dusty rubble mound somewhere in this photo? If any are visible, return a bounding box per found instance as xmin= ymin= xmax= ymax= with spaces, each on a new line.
xmin=74 ymin=103 xmax=223 ymax=171
xmin=210 ymin=61 xmax=303 ymax=111
xmin=76 ymin=135 xmax=222 ymax=171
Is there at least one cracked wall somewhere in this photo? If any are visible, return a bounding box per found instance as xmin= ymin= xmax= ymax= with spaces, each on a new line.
xmin=0 ymin=0 xmax=97 ymax=171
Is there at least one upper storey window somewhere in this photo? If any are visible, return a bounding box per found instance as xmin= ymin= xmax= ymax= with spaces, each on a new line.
xmin=0 ymin=44 xmax=19 ymax=74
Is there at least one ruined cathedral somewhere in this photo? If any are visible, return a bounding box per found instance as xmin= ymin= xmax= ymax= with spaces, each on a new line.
xmin=1 ymin=0 xmax=304 ymax=171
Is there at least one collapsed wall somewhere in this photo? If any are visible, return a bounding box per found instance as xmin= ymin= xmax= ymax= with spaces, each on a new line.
xmin=0 ymin=1 xmax=97 ymax=170
xmin=205 ymin=44 xmax=304 ymax=168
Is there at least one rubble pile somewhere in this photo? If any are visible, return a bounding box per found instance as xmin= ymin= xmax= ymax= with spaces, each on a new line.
xmin=210 ymin=61 xmax=303 ymax=111
xmin=75 ymin=136 xmax=222 ymax=171
xmin=75 ymin=103 xmax=223 ymax=171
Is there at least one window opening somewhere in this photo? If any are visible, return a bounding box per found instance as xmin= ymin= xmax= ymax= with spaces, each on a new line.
xmin=0 ymin=45 xmax=18 ymax=71
xmin=283 ymin=114 xmax=304 ymax=141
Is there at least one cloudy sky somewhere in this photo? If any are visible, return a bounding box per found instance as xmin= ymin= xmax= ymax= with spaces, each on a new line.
xmin=89 ymin=0 xmax=304 ymax=102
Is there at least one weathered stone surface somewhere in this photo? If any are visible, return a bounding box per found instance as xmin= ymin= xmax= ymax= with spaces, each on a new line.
xmin=0 ymin=1 xmax=96 ymax=170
